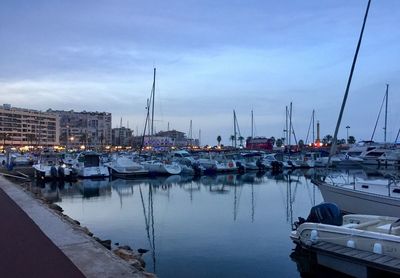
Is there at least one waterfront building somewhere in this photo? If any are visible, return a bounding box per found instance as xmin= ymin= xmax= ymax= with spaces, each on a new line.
xmin=48 ymin=109 xmax=112 ymax=149
xmin=0 ymin=104 xmax=59 ymax=148
xmin=246 ymin=137 xmax=273 ymax=151
xmin=112 ymin=127 xmax=133 ymax=147
xmin=131 ymin=129 xmax=199 ymax=149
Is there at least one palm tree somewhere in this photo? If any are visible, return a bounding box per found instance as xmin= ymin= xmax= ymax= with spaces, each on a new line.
xmin=270 ymin=136 xmax=276 ymax=146
xmin=80 ymin=133 xmax=87 ymax=146
xmin=0 ymin=133 xmax=10 ymax=147
xmin=276 ymin=138 xmax=283 ymax=148
xmin=298 ymin=139 xmax=305 ymax=149
xmin=217 ymin=135 xmax=222 ymax=146
xmin=238 ymin=136 xmax=244 ymax=147
xmin=348 ymin=136 xmax=356 ymax=144
xmin=26 ymin=134 xmax=36 ymax=146
xmin=229 ymin=135 xmax=235 ymax=147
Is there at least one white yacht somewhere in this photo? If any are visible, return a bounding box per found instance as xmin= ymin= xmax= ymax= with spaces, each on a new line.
xmin=72 ymin=152 xmax=109 ymax=178
xmin=33 ymin=152 xmax=75 ymax=181
xmin=142 ymin=160 xmax=182 ymax=175
xmin=107 ymin=156 xmax=148 ymax=178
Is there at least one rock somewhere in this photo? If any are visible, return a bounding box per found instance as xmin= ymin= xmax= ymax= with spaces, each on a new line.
xmin=138 ymin=248 xmax=149 ymax=254
xmin=119 ymin=245 xmax=132 ymax=251
xmin=142 ymin=272 xmax=157 ymax=278
xmin=94 ymin=237 xmax=112 ymax=250
xmin=114 ymin=242 xmax=119 ymax=246
xmin=77 ymin=226 xmax=93 ymax=237
xmin=129 ymin=259 xmax=144 ymax=271
xmin=114 ymin=248 xmax=145 ymax=267
xmin=100 ymin=239 xmax=112 ymax=250
xmin=48 ymin=204 xmax=63 ymax=213
xmin=114 ymin=248 xmax=135 ymax=261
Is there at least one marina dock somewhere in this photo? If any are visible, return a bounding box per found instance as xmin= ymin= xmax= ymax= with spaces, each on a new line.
xmin=307 ymin=241 xmax=400 ymax=277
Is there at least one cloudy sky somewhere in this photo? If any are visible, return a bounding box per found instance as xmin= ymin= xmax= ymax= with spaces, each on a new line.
xmin=1 ymin=0 xmax=399 ymax=145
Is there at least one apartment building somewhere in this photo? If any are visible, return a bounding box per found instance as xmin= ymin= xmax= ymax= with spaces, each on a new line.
xmin=0 ymin=104 xmax=59 ymax=147
xmin=48 ymin=109 xmax=112 ymax=148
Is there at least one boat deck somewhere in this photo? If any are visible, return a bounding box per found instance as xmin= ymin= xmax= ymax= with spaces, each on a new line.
xmin=310 ymin=241 xmax=400 ymax=277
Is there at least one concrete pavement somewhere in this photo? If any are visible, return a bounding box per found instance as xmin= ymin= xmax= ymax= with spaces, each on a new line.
xmin=0 ymin=176 xmax=148 ymax=278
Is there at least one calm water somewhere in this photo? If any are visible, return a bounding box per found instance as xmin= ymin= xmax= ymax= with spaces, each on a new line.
xmin=38 ymin=169 xmax=383 ymax=277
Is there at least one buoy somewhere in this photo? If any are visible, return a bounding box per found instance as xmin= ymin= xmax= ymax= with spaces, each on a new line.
xmin=310 ymin=230 xmax=318 ymax=243
xmin=347 ymin=240 xmax=355 ymax=248
xmin=373 ymin=243 xmax=382 ymax=254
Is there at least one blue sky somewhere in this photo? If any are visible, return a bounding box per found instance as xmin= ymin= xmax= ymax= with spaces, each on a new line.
xmin=1 ymin=0 xmax=399 ymax=145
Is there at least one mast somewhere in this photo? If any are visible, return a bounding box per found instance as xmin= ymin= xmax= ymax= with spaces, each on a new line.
xmin=384 ymin=83 xmax=389 ymax=143
xmin=285 ymin=106 xmax=288 ymax=145
xmin=151 ymin=68 xmax=156 ymax=136
xmin=251 ymin=110 xmax=254 ymax=138
xmin=233 ymin=110 xmax=237 ymax=148
xmin=189 ymin=120 xmax=193 ymax=146
xmin=288 ymin=102 xmax=292 ymax=147
xmin=198 ymin=129 xmax=201 ymax=146
xmin=328 ymin=0 xmax=371 ymax=165
xmin=312 ymin=110 xmax=315 ymax=144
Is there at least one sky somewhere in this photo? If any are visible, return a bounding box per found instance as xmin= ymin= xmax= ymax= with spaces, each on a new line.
xmin=1 ymin=0 xmax=400 ymax=145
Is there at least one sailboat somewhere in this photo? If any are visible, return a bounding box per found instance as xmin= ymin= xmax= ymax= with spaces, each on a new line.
xmin=290 ymin=1 xmax=400 ymax=276
xmin=140 ymin=68 xmax=182 ymax=176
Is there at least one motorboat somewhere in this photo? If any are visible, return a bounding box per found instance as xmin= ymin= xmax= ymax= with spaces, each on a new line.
xmin=142 ymin=160 xmax=182 ymax=175
xmin=72 ymin=151 xmax=110 ymax=178
xmin=106 ymin=156 xmax=148 ymax=178
xmin=291 ymin=203 xmax=400 ymax=276
xmin=32 ymin=152 xmax=75 ymax=181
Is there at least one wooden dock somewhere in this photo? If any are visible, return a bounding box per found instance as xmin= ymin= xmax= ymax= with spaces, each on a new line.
xmin=309 ymin=241 xmax=400 ymax=277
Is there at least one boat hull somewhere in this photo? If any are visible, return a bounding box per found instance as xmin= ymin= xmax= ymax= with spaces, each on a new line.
xmin=314 ymin=180 xmax=400 ymax=217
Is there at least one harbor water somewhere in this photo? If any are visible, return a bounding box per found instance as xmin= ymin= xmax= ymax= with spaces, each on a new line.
xmin=38 ymin=168 xmax=385 ymax=277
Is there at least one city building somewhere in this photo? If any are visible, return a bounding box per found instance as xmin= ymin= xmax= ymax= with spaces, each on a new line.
xmin=246 ymin=137 xmax=273 ymax=151
xmin=48 ymin=109 xmax=112 ymax=149
xmin=0 ymin=104 xmax=59 ymax=147
xmin=112 ymin=127 xmax=133 ymax=147
xmin=131 ymin=129 xmax=199 ymax=149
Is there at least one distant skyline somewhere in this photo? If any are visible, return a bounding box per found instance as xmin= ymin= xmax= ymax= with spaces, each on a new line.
xmin=1 ymin=0 xmax=399 ymax=145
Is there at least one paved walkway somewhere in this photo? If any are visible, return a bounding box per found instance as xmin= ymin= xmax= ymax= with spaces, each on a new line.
xmin=0 ymin=176 xmax=147 ymax=278
xmin=0 ymin=186 xmax=85 ymax=277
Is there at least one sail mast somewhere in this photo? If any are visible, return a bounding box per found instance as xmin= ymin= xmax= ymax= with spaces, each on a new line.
xmin=151 ymin=68 xmax=156 ymax=136
xmin=328 ymin=0 xmax=372 ymax=165
xmin=384 ymin=83 xmax=389 ymax=143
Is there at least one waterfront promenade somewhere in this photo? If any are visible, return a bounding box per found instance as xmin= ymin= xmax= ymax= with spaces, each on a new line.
xmin=0 ymin=176 xmax=148 ymax=278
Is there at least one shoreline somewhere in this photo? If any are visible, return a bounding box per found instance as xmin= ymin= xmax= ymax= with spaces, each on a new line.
xmin=0 ymin=174 xmax=155 ymax=278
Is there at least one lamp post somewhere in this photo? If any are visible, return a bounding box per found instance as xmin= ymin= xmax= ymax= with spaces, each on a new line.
xmin=346 ymin=126 xmax=350 ymax=144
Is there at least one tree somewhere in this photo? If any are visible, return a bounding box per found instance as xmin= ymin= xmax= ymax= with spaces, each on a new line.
xmin=276 ymin=138 xmax=283 ymax=148
xmin=298 ymin=139 xmax=305 ymax=149
xmin=229 ymin=135 xmax=235 ymax=147
xmin=338 ymin=138 xmax=346 ymax=145
xmin=80 ymin=133 xmax=87 ymax=145
xmin=0 ymin=133 xmax=11 ymax=147
xmin=348 ymin=136 xmax=356 ymax=144
xmin=217 ymin=135 xmax=222 ymax=146
xmin=322 ymin=134 xmax=333 ymax=145
xmin=26 ymin=134 xmax=36 ymax=146
xmin=238 ymin=136 xmax=244 ymax=147
xmin=270 ymin=136 xmax=276 ymax=147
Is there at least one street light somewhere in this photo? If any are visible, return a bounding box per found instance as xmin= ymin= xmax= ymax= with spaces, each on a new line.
xmin=346 ymin=126 xmax=350 ymax=144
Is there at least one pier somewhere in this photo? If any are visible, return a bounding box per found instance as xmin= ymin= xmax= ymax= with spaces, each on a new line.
xmin=305 ymin=241 xmax=400 ymax=277
xmin=0 ymin=176 xmax=150 ymax=277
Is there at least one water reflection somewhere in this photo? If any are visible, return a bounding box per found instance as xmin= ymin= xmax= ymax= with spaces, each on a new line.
xmin=32 ymin=168 xmax=394 ymax=277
